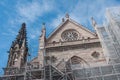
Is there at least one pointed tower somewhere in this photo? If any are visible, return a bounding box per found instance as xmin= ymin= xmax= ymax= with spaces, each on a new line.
xmin=91 ymin=17 xmax=111 ymax=63
xmin=38 ymin=23 xmax=46 ymax=67
xmin=7 ymin=23 xmax=28 ymax=68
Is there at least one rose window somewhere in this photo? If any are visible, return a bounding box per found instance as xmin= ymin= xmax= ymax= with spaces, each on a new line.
xmin=62 ymin=29 xmax=79 ymax=41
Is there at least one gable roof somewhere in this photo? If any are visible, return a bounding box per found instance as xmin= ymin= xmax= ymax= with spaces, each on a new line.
xmin=47 ymin=18 xmax=96 ymax=41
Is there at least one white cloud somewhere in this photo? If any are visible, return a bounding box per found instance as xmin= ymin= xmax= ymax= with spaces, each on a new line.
xmin=13 ymin=0 xmax=55 ymax=39
xmin=16 ymin=0 xmax=54 ymax=23
xmin=49 ymin=0 xmax=110 ymax=31
xmin=30 ymin=34 xmax=36 ymax=39
xmin=2 ymin=28 xmax=18 ymax=37
xmin=2 ymin=32 xmax=11 ymax=36
xmin=69 ymin=0 xmax=106 ymax=25
xmin=8 ymin=28 xmax=17 ymax=36
xmin=28 ymin=27 xmax=41 ymax=39
xmin=50 ymin=14 xmax=65 ymax=28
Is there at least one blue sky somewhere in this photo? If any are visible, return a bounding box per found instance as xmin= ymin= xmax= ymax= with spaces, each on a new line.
xmin=0 ymin=0 xmax=120 ymax=74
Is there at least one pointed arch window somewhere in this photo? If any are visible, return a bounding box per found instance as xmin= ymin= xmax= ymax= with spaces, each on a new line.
xmin=67 ymin=56 xmax=88 ymax=69
xmin=70 ymin=56 xmax=82 ymax=65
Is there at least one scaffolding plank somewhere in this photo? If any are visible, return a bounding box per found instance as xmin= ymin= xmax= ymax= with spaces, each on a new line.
xmin=101 ymin=65 xmax=114 ymax=75
xmin=91 ymin=67 xmax=101 ymax=76
xmin=103 ymin=75 xmax=118 ymax=80
xmin=114 ymin=64 xmax=120 ymax=73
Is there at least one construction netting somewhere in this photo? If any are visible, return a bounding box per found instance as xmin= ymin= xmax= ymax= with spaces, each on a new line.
xmin=72 ymin=63 xmax=120 ymax=80
xmin=95 ymin=7 xmax=120 ymax=63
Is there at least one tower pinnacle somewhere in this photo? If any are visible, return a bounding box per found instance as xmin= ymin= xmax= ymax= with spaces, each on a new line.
xmin=7 ymin=23 xmax=28 ymax=68
xmin=65 ymin=13 xmax=70 ymax=19
xmin=91 ymin=17 xmax=97 ymax=27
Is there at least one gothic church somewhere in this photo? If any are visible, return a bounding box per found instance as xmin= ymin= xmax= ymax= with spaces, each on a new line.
xmin=1 ymin=13 xmax=120 ymax=80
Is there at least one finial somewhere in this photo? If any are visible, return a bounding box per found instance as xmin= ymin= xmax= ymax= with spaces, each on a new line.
xmin=42 ymin=22 xmax=46 ymax=30
xmin=62 ymin=18 xmax=65 ymax=22
xmin=65 ymin=13 xmax=69 ymax=19
xmin=22 ymin=22 xmax=26 ymax=27
xmin=91 ymin=17 xmax=97 ymax=27
xmin=42 ymin=22 xmax=45 ymax=25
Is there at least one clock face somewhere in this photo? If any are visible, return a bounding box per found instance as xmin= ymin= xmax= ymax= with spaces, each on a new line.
xmin=62 ymin=29 xmax=79 ymax=41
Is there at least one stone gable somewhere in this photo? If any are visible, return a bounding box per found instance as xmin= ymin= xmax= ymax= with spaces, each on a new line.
xmin=47 ymin=19 xmax=97 ymax=43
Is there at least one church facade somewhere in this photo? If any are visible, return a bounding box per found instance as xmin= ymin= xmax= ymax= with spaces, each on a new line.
xmin=1 ymin=13 xmax=120 ymax=80
xmin=37 ymin=14 xmax=106 ymax=69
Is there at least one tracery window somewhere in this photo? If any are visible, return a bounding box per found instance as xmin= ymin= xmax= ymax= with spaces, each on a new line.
xmin=61 ymin=29 xmax=79 ymax=41
xmin=70 ymin=56 xmax=82 ymax=65
xmin=68 ymin=56 xmax=83 ymax=69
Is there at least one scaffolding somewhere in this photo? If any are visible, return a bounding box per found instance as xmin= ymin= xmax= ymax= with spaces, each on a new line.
xmin=1 ymin=48 xmax=120 ymax=80
xmin=94 ymin=7 xmax=120 ymax=64
xmin=1 ymin=62 xmax=120 ymax=80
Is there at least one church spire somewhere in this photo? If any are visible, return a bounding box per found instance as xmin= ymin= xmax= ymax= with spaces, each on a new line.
xmin=15 ymin=23 xmax=27 ymax=48
xmin=7 ymin=23 xmax=28 ymax=68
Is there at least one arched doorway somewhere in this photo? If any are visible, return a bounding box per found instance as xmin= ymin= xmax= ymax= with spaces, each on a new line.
xmin=67 ymin=56 xmax=88 ymax=69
